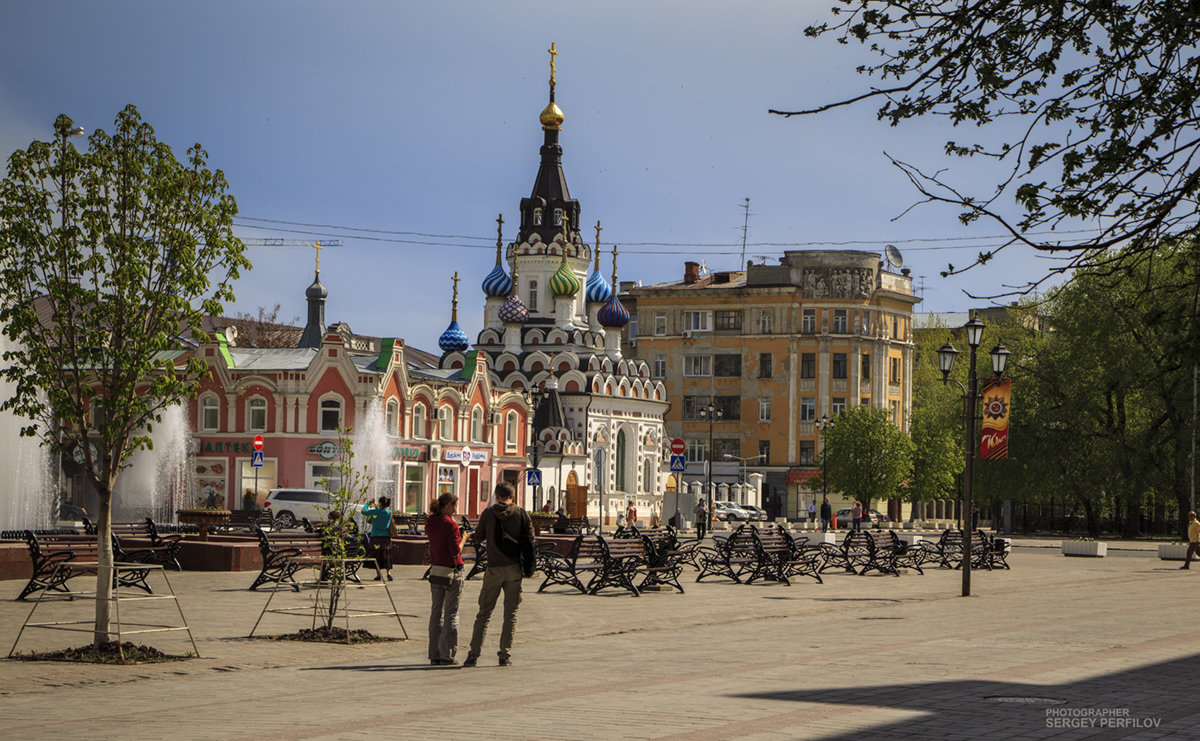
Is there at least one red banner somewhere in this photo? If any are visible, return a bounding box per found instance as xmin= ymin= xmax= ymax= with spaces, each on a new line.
xmin=979 ymin=378 xmax=1011 ymax=460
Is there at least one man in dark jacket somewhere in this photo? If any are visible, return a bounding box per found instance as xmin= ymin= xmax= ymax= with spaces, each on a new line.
xmin=464 ymin=482 xmax=534 ymax=667
xmin=820 ymin=497 xmax=833 ymax=533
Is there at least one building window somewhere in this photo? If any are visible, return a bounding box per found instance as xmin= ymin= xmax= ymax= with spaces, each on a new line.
xmin=685 ymin=438 xmax=709 ymax=464
xmin=643 ymin=458 xmax=655 ymax=493
xmin=832 ymin=397 xmax=846 ymax=416
xmin=801 ymin=397 xmax=816 ymax=422
xmin=759 ymin=353 xmax=772 ymax=378
xmin=861 ymin=397 xmax=871 ymax=408
xmin=200 ymin=396 xmax=219 ymax=432
xmin=683 ymin=355 xmax=712 ymax=377
xmin=861 ymin=310 xmax=873 ymax=334
xmin=682 ymin=395 xmax=711 ymax=421
xmin=654 ymin=312 xmax=667 ymax=336
xmin=505 ymin=410 xmax=519 ymax=451
xmin=385 ymin=400 xmax=399 ymax=436
xmin=247 ymin=396 xmax=267 ymax=432
xmin=890 ymin=399 xmax=901 ymax=424
xmin=798 ymin=440 xmax=814 ymax=466
xmin=714 ymin=395 xmax=740 ymax=420
xmin=833 ymin=353 xmax=847 ymax=379
xmin=890 ymin=356 xmax=901 ymax=385
xmin=553 ymin=208 xmax=563 ymax=226
xmin=653 ymin=355 xmax=667 ymax=379
xmin=801 ymin=353 xmax=816 ymax=379
xmin=861 ymin=353 xmax=871 ymax=381
xmin=758 ymin=397 xmax=771 ymax=422
xmin=412 ymin=403 xmax=427 ymax=439
xmin=714 ymin=310 xmax=742 ymax=331
xmin=319 ymin=399 xmax=342 ymax=432
xmin=892 ymin=315 xmax=900 ymax=338
xmin=713 ymin=354 xmax=741 ymax=377
xmin=528 ymin=280 xmax=538 ymax=311
xmin=801 ymin=309 xmax=816 ymax=334
xmin=683 ymin=310 xmax=711 ymax=332
xmin=758 ymin=440 xmax=771 ymax=465
xmin=533 ymin=207 xmax=543 ymax=225
xmin=833 ymin=309 xmax=848 ymax=334
xmin=757 ymin=309 xmax=773 ymax=334
xmin=438 ymin=406 xmax=453 ymax=440
xmin=714 ymin=439 xmax=740 ymax=460
xmin=471 ymin=406 xmax=484 ymax=442
xmin=615 ymin=429 xmax=627 ymax=492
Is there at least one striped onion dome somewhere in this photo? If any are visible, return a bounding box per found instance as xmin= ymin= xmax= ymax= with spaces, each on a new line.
xmin=481 ymin=263 xmax=513 ymax=298
xmin=548 ymin=253 xmax=582 ymax=297
xmin=498 ymin=294 xmax=529 ymax=324
xmin=585 ymin=269 xmax=612 ymax=303
xmin=437 ymin=321 xmax=470 ymax=352
xmin=597 ymin=293 xmax=630 ymax=328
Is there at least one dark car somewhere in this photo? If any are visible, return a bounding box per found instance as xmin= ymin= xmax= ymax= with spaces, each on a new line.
xmin=57 ymin=502 xmax=87 ymax=521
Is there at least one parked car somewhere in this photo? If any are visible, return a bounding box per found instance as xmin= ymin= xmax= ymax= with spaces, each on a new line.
xmin=263 ymin=488 xmax=368 ymax=529
xmin=835 ymin=507 xmax=885 ymax=527
xmin=56 ymin=502 xmax=87 ymax=522
xmin=713 ymin=501 xmax=753 ymax=522
xmin=738 ymin=504 xmax=770 ymax=521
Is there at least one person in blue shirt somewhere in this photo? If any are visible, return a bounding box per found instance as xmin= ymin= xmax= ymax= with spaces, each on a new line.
xmin=362 ymin=497 xmax=393 ymax=581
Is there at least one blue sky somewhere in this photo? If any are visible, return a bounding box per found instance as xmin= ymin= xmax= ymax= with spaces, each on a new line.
xmin=1 ymin=1 xmax=1078 ymax=352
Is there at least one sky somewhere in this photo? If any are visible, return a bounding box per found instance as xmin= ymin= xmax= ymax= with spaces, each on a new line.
xmin=0 ymin=1 xmax=1079 ymax=353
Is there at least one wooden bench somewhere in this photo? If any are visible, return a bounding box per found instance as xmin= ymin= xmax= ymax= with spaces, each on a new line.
xmin=695 ymin=526 xmax=759 ymax=583
xmin=249 ymin=527 xmax=365 ymax=591
xmin=746 ymin=526 xmax=824 ymax=585
xmin=83 ymin=517 xmax=184 ymax=570
xmin=818 ymin=530 xmax=874 ymax=574
xmin=918 ymin=529 xmax=994 ymax=570
xmin=215 ymin=509 xmax=271 ymax=533
xmin=16 ymin=531 xmax=153 ymax=600
xmin=536 ymin=535 xmax=603 ymax=594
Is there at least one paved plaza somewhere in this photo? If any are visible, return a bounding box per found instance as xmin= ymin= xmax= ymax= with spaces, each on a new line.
xmin=0 ymin=537 xmax=1195 ymax=740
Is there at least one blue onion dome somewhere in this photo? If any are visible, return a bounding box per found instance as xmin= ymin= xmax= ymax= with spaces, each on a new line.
xmin=548 ymin=253 xmax=582 ymax=297
xmin=498 ymin=294 xmax=529 ymax=324
xmin=585 ymin=269 xmax=612 ymax=303
xmin=482 ymin=263 xmax=513 ymax=297
xmin=597 ymin=293 xmax=630 ymax=328
xmin=438 ymin=321 xmax=470 ymax=352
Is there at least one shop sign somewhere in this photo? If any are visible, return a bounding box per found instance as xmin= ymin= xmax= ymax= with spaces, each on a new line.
xmin=201 ymin=440 xmax=256 ymax=454
xmin=443 ymin=447 xmax=489 ymax=466
xmin=308 ymin=440 xmax=340 ymax=460
xmin=392 ymin=445 xmax=423 ymax=461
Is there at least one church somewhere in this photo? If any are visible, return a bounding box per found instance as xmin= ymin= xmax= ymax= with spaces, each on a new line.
xmin=437 ymin=45 xmax=669 ymax=526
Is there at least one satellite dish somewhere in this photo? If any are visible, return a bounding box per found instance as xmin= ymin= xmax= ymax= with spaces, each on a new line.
xmin=885 ymin=244 xmax=904 ymax=270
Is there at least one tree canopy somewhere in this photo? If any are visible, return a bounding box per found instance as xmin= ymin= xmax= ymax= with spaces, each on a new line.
xmin=0 ymin=105 xmax=249 ymax=643
xmin=776 ymin=1 xmax=1200 ymax=291
xmin=821 ymin=405 xmax=914 ymax=509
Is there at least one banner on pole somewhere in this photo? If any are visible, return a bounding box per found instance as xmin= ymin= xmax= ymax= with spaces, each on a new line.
xmin=979 ymin=378 xmax=1012 ymax=460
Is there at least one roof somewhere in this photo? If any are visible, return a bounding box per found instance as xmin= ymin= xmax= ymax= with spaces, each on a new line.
xmin=914 ymin=312 xmax=970 ymax=330
xmin=227 ymin=347 xmax=319 ymax=370
xmin=634 ymin=271 xmax=748 ymax=292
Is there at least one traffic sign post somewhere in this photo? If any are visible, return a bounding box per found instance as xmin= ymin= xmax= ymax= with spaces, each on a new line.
xmin=252 ymin=436 xmax=264 ymax=509
xmin=670 ymin=438 xmax=686 ymax=455
xmin=670 ymin=454 xmax=686 ymax=473
xmin=526 ymin=470 xmax=542 ymax=487
xmin=252 ymin=451 xmax=265 ymax=467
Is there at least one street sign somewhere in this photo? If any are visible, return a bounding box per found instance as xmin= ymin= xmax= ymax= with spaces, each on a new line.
xmin=251 ymin=450 xmax=264 ymax=468
xmin=670 ymin=438 xmax=686 ymax=455
xmin=670 ymin=454 xmax=686 ymax=473
xmin=526 ymin=469 xmax=542 ymax=487
xmin=253 ymin=434 xmax=264 ymax=452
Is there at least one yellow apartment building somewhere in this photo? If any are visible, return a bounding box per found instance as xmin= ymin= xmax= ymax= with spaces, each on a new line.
xmin=623 ymin=250 xmax=919 ymax=520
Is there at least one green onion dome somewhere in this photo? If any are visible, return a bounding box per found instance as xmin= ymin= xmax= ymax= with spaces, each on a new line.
xmin=547 ymin=252 xmax=581 ymax=297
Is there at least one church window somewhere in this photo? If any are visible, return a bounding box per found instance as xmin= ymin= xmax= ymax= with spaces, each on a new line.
xmin=616 ymin=429 xmax=627 ymax=492
xmin=505 ymin=410 xmax=519 ymax=451
xmin=533 ymin=208 xmax=542 ymax=225
xmin=528 ymin=280 xmax=538 ymax=311
xmin=553 ymin=208 xmax=563 ymax=226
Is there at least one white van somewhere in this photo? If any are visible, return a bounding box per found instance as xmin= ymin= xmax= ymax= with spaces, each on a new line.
xmin=263 ymin=488 xmax=370 ymax=529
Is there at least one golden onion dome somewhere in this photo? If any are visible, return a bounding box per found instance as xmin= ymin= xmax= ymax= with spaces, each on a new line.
xmin=540 ymin=101 xmax=564 ymax=130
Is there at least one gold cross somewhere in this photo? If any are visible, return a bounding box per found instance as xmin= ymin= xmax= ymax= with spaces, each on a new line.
xmin=593 ymin=220 xmax=603 ymax=269
xmin=548 ymin=43 xmax=558 ymax=89
xmin=313 ymin=242 xmax=324 ymax=272
xmin=451 ymin=271 xmax=461 ymax=302
xmin=560 ymin=211 xmax=571 ymax=247
xmin=612 ymin=244 xmax=620 ymax=284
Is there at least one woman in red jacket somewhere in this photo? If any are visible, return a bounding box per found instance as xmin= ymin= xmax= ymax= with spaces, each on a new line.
xmin=426 ymin=493 xmax=464 ymax=665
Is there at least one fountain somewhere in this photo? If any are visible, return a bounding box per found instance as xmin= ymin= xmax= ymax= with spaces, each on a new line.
xmin=351 ymin=398 xmax=395 ymax=504
xmin=0 ymin=330 xmax=52 ymax=531
xmin=114 ymin=404 xmax=191 ymax=522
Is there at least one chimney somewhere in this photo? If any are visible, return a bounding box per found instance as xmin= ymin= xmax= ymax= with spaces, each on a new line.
xmin=684 ymin=261 xmax=699 ymax=284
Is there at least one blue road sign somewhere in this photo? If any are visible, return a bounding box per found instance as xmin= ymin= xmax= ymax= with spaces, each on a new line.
xmin=252 ymin=450 xmax=264 ymax=468
xmin=670 ymin=454 xmax=686 ymax=473
xmin=526 ymin=469 xmax=542 ymax=486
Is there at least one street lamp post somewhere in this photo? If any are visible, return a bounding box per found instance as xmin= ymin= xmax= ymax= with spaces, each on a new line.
xmin=936 ymin=316 xmax=1009 ymax=597
xmin=528 ymin=439 xmax=543 ymax=511
xmin=527 ymin=388 xmax=545 ymax=510
xmin=816 ymin=414 xmax=835 ymax=520
xmin=698 ymin=401 xmax=723 ymax=532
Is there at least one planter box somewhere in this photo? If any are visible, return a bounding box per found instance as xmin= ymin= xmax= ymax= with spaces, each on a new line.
xmin=1062 ymin=540 xmax=1107 ymax=557
xmin=1158 ymin=543 xmax=1190 ymax=561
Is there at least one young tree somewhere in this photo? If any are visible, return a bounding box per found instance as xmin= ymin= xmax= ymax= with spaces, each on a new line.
xmin=316 ymin=429 xmax=372 ymax=635
xmin=0 ymin=106 xmax=249 ymax=646
xmin=776 ymin=2 xmax=1200 ymax=289
xmin=822 ymin=405 xmax=915 ymax=511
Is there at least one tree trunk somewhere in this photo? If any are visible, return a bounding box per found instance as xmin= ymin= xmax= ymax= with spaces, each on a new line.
xmin=94 ymin=489 xmax=113 ymax=648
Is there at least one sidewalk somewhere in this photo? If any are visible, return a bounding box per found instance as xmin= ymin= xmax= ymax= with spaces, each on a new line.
xmin=0 ymin=546 xmax=1195 ymax=739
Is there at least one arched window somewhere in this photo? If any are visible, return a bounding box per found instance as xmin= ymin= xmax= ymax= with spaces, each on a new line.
xmin=412 ymin=403 xmax=427 ymax=439
xmin=528 ymin=280 xmax=539 ymax=311
xmin=643 ymin=458 xmax=655 ymax=493
xmin=553 ymin=208 xmax=563 ymax=226
xmin=438 ymin=405 xmax=453 ymax=440
xmin=533 ymin=207 xmax=543 ymax=225
xmin=385 ymin=399 xmax=399 ymax=436
xmin=320 ymin=398 xmax=342 ymax=432
xmin=615 ymin=429 xmax=627 ymax=492
xmin=505 ymin=410 xmax=519 ymax=451
xmin=247 ymin=396 xmax=267 ymax=432
xmin=471 ymin=406 xmax=484 ymax=442
xmin=200 ymin=396 xmax=220 ymax=432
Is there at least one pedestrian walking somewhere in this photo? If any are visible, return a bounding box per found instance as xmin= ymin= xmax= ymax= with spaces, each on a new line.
xmin=1183 ymin=511 xmax=1200 ymax=570
xmin=851 ymin=501 xmax=863 ymax=532
xmin=626 ymin=499 xmax=638 ymax=528
xmin=808 ymin=500 xmax=816 ymax=523
xmin=361 ymin=497 xmax=393 ymax=581
xmin=694 ymin=499 xmax=708 ymax=540
xmin=426 ymin=493 xmax=464 ymax=665
xmin=464 ymin=482 xmax=533 ymax=667
xmin=820 ymin=497 xmax=832 ymax=533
